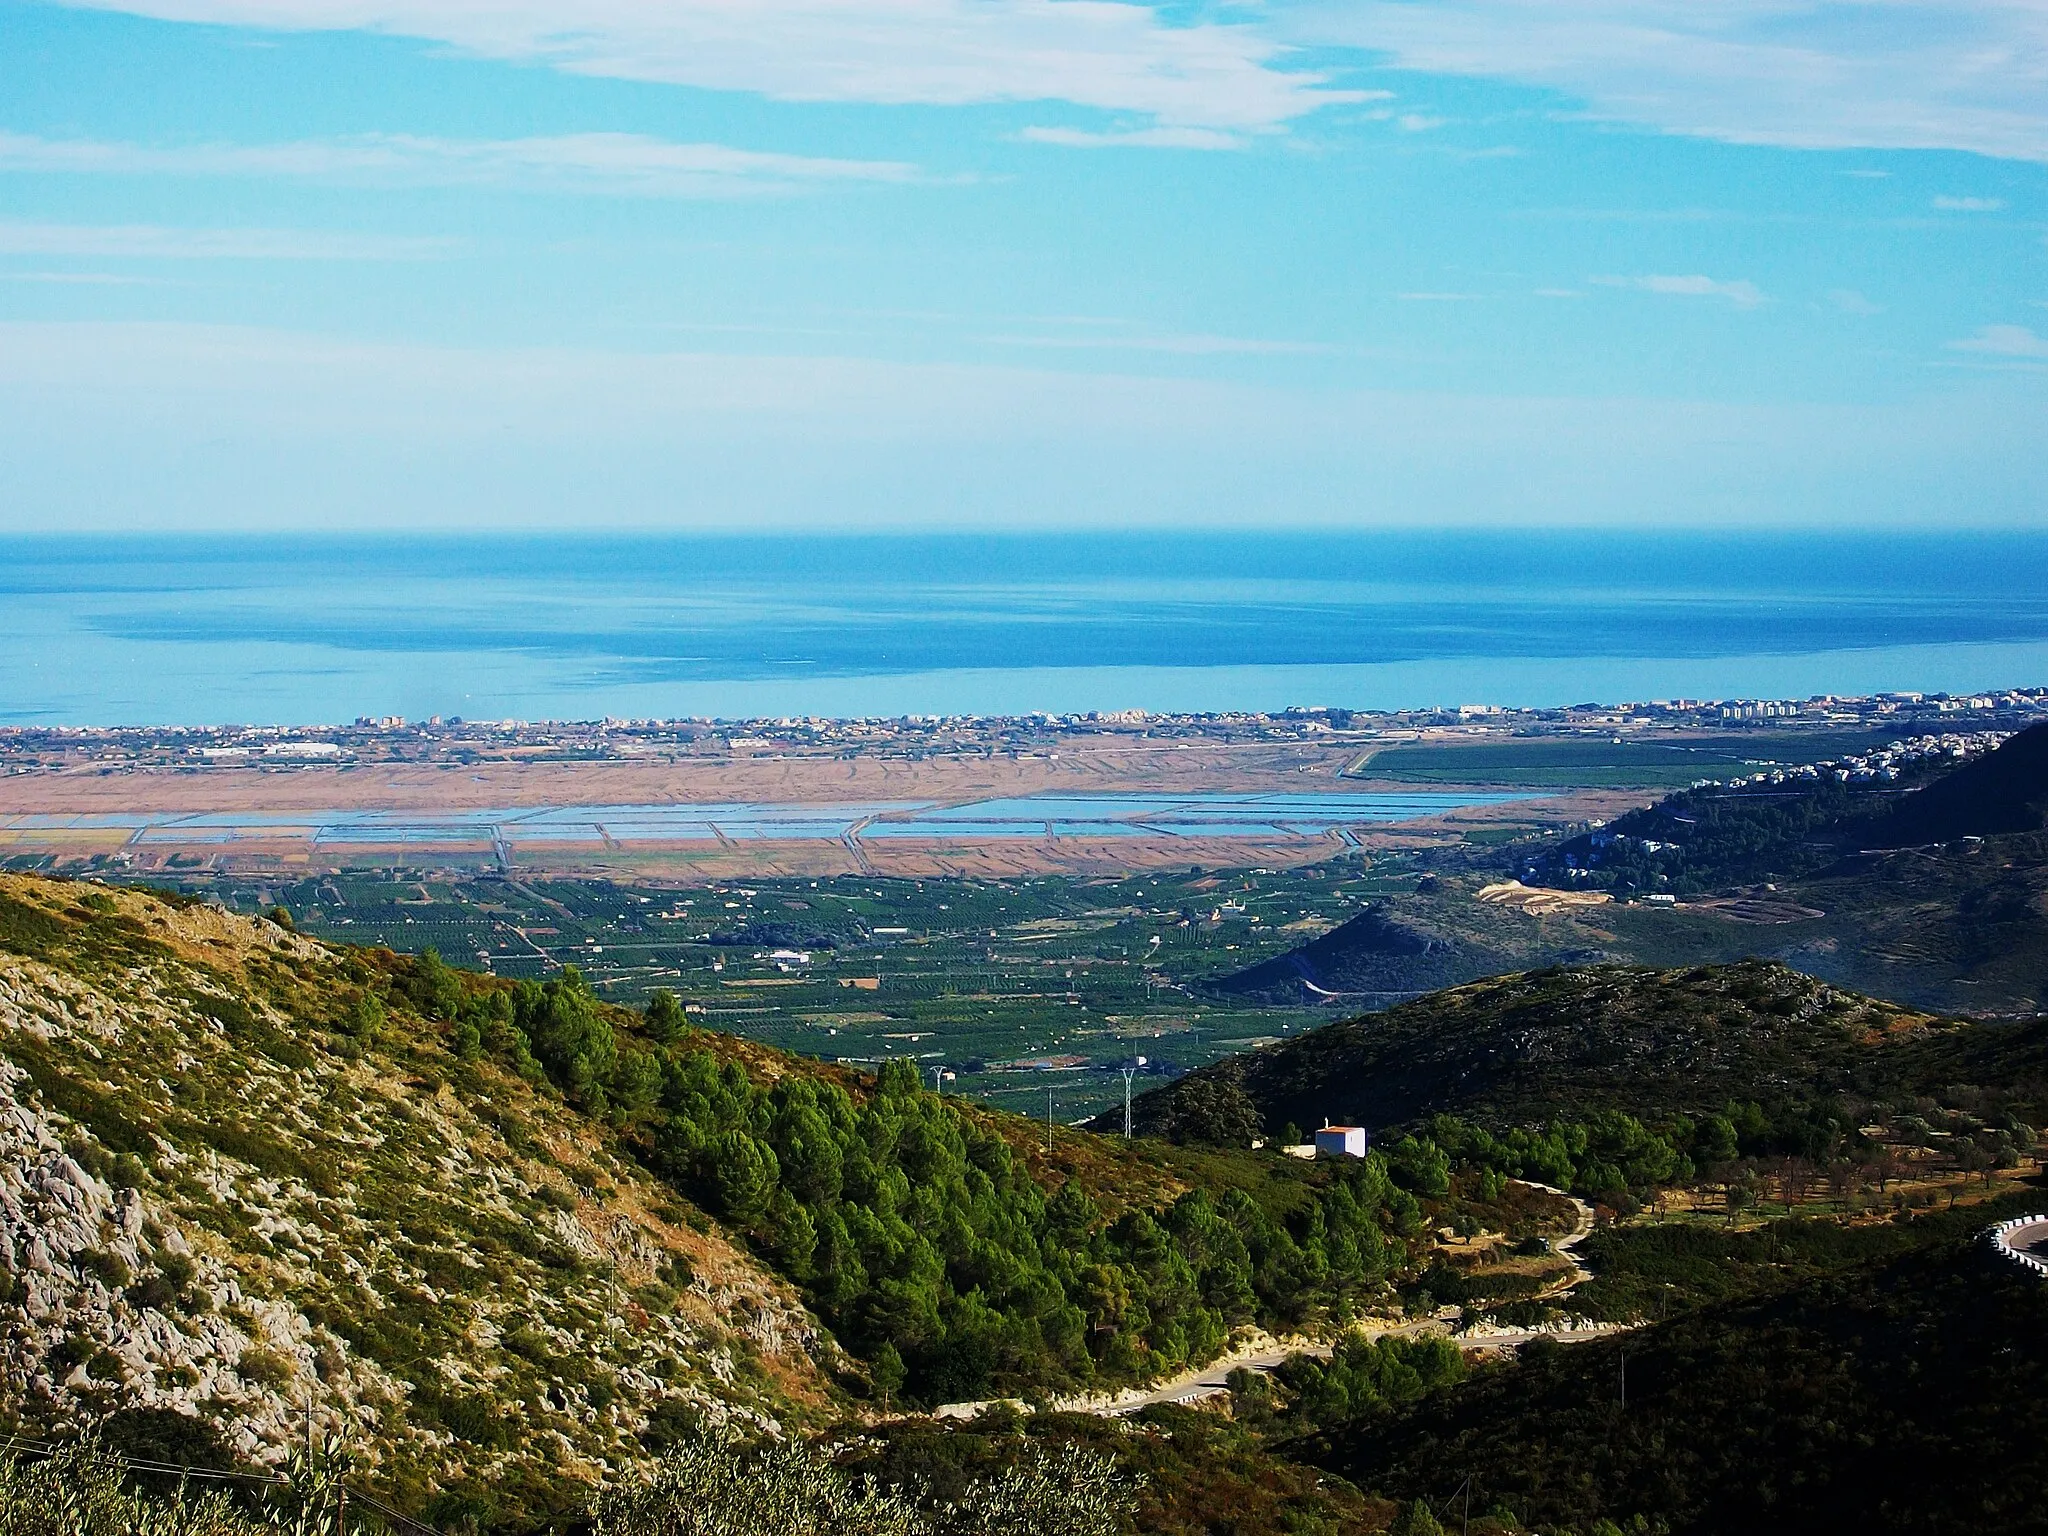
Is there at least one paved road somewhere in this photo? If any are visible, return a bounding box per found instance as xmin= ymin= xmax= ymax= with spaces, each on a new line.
xmin=1990 ymin=1214 xmax=2048 ymax=1275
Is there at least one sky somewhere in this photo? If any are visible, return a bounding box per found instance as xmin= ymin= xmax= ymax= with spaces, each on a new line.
xmin=0 ymin=0 xmax=2044 ymax=531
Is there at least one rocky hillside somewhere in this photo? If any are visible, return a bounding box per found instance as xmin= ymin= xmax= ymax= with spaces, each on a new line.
xmin=0 ymin=876 xmax=843 ymax=1526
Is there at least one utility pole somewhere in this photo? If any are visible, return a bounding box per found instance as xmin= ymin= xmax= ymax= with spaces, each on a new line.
xmin=1122 ymin=1056 xmax=1147 ymax=1137
xmin=929 ymin=1063 xmax=947 ymax=1096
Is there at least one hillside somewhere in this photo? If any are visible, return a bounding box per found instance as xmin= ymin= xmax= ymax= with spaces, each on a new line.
xmin=1205 ymin=902 xmax=1526 ymax=1005
xmin=1516 ymin=723 xmax=2038 ymax=896
xmin=1116 ymin=960 xmax=1978 ymax=1142
xmin=1875 ymin=719 xmax=2048 ymax=845
xmin=0 ymin=871 xmax=1568 ymax=1530
xmin=1293 ymin=1205 xmax=2048 ymax=1535
xmin=0 ymin=875 xmax=840 ymax=1526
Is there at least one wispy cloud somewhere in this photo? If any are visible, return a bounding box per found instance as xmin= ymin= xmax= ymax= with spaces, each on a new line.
xmin=0 ymin=131 xmax=924 ymax=196
xmin=1828 ymin=288 xmax=1882 ymax=315
xmin=1949 ymin=324 xmax=2048 ymax=358
xmin=1594 ymin=273 xmax=1766 ymax=307
xmin=0 ymin=221 xmax=451 ymax=260
xmin=1286 ymin=1 xmax=2048 ymax=163
xmin=1018 ymin=125 xmax=1243 ymax=150
xmin=977 ymin=329 xmax=1332 ymax=355
xmin=0 ymin=269 xmax=164 ymax=285
xmin=60 ymin=0 xmax=1363 ymax=134
xmin=1932 ymin=195 xmax=2006 ymax=211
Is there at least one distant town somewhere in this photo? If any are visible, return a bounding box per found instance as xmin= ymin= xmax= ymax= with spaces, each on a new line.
xmin=3 ymin=685 xmax=2044 ymax=773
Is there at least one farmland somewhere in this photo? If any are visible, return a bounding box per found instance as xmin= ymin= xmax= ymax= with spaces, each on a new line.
xmin=167 ymin=860 xmax=1441 ymax=1122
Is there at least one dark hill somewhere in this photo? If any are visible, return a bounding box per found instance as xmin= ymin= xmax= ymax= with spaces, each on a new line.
xmin=1208 ymin=903 xmax=1520 ymax=1004
xmin=1521 ymin=723 xmax=2046 ymax=895
xmin=1293 ymin=1211 xmax=2048 ymax=1536
xmin=1875 ymin=718 xmax=2048 ymax=845
xmin=1120 ymin=960 xmax=1968 ymax=1140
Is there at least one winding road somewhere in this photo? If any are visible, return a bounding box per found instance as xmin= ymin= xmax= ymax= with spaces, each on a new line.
xmin=936 ymin=1184 xmax=1613 ymax=1420
xmin=1989 ymin=1214 xmax=2048 ymax=1275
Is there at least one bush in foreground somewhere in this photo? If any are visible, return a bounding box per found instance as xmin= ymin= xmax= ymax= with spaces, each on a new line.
xmin=0 ymin=1431 xmax=1128 ymax=1536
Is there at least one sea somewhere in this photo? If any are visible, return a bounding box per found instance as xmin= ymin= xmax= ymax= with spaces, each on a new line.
xmin=5 ymin=530 xmax=2048 ymax=726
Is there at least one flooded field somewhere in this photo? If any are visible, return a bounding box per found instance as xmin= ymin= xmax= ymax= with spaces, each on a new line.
xmin=0 ymin=789 xmax=1522 ymax=858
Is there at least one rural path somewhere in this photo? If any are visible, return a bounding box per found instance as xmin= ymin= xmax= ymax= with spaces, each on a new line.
xmin=933 ymin=1333 xmax=1338 ymax=1421
xmin=1518 ymin=1181 xmax=1598 ymax=1295
xmin=1455 ymin=1321 xmax=1626 ymax=1352
xmin=934 ymin=1183 xmax=1609 ymax=1422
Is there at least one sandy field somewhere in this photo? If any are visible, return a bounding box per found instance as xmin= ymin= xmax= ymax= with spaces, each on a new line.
xmin=0 ymin=740 xmax=1633 ymax=879
xmin=0 ymin=740 xmax=1378 ymax=813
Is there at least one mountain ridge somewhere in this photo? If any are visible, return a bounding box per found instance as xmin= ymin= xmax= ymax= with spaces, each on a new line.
xmin=1112 ymin=958 xmax=2002 ymax=1143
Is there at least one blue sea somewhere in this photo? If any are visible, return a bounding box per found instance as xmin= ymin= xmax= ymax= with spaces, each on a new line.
xmin=4 ymin=530 xmax=2048 ymax=726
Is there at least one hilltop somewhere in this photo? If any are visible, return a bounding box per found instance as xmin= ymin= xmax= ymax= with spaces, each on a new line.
xmin=1114 ymin=959 xmax=2017 ymax=1143
xmin=1204 ymin=902 xmax=1526 ymax=1006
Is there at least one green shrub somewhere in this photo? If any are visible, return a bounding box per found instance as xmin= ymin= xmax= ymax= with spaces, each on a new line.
xmin=236 ymin=1347 xmax=294 ymax=1388
xmin=0 ymin=1436 xmax=266 ymax=1536
xmin=591 ymin=1435 xmax=1130 ymax=1536
xmin=79 ymin=1249 xmax=132 ymax=1288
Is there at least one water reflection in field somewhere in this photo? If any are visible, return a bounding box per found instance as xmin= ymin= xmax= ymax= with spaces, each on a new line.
xmin=1 ymin=791 xmax=1525 ymax=851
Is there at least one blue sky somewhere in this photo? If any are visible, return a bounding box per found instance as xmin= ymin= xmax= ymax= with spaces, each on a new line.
xmin=0 ymin=0 xmax=2043 ymax=531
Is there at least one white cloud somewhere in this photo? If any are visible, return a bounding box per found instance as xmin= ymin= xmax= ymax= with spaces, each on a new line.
xmin=1395 ymin=113 xmax=1448 ymax=132
xmin=1932 ymin=195 xmax=2006 ymax=211
xmin=1018 ymin=125 xmax=1243 ymax=150
xmin=58 ymin=0 xmax=1360 ymax=132
xmin=1595 ymin=273 xmax=1766 ymax=307
xmin=1286 ymin=0 xmax=2048 ymax=162
xmin=0 ymin=131 xmax=923 ymax=196
xmin=1828 ymin=288 xmax=1882 ymax=315
xmin=0 ymin=221 xmax=451 ymax=259
xmin=1950 ymin=324 xmax=2048 ymax=357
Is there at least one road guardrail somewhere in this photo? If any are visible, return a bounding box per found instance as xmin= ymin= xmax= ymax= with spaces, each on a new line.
xmin=1986 ymin=1214 xmax=2048 ymax=1276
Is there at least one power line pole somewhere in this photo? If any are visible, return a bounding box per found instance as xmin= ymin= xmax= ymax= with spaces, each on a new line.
xmin=1122 ymin=1055 xmax=1147 ymax=1137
